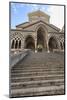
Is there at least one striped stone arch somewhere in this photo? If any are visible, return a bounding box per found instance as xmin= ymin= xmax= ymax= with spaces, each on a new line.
xmin=35 ymin=24 xmax=48 ymax=50
xmin=11 ymin=32 xmax=23 ymax=40
xmin=35 ymin=23 xmax=48 ymax=35
xmin=48 ymin=34 xmax=61 ymax=51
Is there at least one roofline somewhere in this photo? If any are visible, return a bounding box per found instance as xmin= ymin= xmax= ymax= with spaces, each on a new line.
xmin=20 ymin=20 xmax=60 ymax=31
xmin=10 ymin=29 xmax=35 ymax=32
xmin=49 ymin=24 xmax=60 ymax=30
xmin=16 ymin=22 xmax=29 ymax=27
xmin=48 ymin=32 xmax=64 ymax=34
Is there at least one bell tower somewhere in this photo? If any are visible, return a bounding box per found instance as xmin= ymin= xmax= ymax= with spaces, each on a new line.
xmin=28 ymin=10 xmax=50 ymax=23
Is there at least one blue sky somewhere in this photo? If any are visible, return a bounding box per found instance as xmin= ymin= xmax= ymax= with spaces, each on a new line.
xmin=11 ymin=3 xmax=64 ymax=29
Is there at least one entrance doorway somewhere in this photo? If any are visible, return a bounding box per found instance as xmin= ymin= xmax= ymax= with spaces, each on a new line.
xmin=37 ymin=27 xmax=47 ymax=52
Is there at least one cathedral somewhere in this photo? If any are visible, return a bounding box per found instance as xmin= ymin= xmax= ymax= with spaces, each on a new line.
xmin=10 ymin=10 xmax=64 ymax=53
xmin=10 ymin=10 xmax=65 ymax=97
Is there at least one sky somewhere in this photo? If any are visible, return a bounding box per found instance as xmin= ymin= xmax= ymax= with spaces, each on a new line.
xmin=11 ymin=2 xmax=64 ymax=29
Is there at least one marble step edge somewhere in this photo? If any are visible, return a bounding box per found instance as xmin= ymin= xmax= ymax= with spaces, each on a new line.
xmin=11 ymin=68 xmax=64 ymax=72
xmin=11 ymin=74 xmax=64 ymax=80
xmin=11 ymin=79 xmax=64 ymax=86
xmin=12 ymin=66 xmax=64 ymax=70
xmin=11 ymin=85 xmax=64 ymax=95
xmin=11 ymin=71 xmax=64 ymax=77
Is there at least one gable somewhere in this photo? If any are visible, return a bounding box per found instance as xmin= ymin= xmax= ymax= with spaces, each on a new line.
xmin=17 ymin=20 xmax=60 ymax=32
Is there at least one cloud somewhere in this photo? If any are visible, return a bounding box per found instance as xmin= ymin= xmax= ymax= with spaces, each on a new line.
xmin=47 ymin=6 xmax=64 ymax=29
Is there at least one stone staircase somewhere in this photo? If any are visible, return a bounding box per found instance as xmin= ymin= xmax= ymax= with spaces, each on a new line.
xmin=10 ymin=51 xmax=64 ymax=97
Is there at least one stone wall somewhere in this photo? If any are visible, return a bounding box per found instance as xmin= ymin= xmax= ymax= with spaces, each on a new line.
xmin=10 ymin=50 xmax=29 ymax=67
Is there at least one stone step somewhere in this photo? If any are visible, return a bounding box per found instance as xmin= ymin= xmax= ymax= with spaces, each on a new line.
xmin=11 ymin=79 xmax=64 ymax=86
xmin=11 ymin=71 xmax=64 ymax=77
xmin=12 ymin=67 xmax=64 ymax=71
xmin=12 ymin=64 xmax=64 ymax=69
xmin=11 ymin=74 xmax=64 ymax=82
xmin=11 ymin=89 xmax=64 ymax=97
xmin=11 ymin=85 xmax=64 ymax=97
xmin=10 ymin=51 xmax=64 ymax=97
xmin=11 ymin=68 xmax=64 ymax=73
xmin=17 ymin=61 xmax=64 ymax=65
xmin=11 ymin=79 xmax=64 ymax=89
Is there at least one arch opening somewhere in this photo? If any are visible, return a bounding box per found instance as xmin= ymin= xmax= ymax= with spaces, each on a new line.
xmin=37 ymin=27 xmax=47 ymax=51
xmin=60 ymin=42 xmax=63 ymax=49
xmin=11 ymin=37 xmax=22 ymax=50
xmin=11 ymin=40 xmax=15 ymax=49
xmin=48 ymin=37 xmax=58 ymax=52
xmin=19 ymin=40 xmax=21 ymax=49
xmin=15 ymin=40 xmax=18 ymax=49
xmin=25 ymin=36 xmax=35 ymax=51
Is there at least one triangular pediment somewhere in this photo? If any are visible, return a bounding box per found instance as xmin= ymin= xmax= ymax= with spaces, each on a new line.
xmin=16 ymin=20 xmax=60 ymax=32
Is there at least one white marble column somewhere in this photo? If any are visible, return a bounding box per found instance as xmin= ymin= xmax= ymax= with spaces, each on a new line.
xmin=35 ymin=38 xmax=37 ymax=53
xmin=46 ymin=40 xmax=50 ymax=53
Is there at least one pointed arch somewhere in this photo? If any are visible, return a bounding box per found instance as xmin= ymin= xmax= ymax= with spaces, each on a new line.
xmin=25 ymin=35 xmax=35 ymax=50
xmin=37 ymin=26 xmax=47 ymax=51
xmin=48 ymin=36 xmax=59 ymax=51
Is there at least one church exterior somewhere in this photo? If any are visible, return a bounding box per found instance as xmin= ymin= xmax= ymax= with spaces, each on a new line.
xmin=10 ymin=10 xmax=64 ymax=53
xmin=10 ymin=10 xmax=65 ymax=97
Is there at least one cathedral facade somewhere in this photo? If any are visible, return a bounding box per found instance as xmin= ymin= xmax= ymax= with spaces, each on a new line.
xmin=10 ymin=10 xmax=64 ymax=53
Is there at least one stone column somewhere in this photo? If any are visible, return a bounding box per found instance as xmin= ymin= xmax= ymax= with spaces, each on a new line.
xmin=46 ymin=35 xmax=50 ymax=53
xmin=20 ymin=36 xmax=25 ymax=51
xmin=17 ymin=40 xmax=19 ymax=49
xmin=46 ymin=40 xmax=50 ymax=53
xmin=14 ymin=40 xmax=15 ymax=49
xmin=35 ymin=37 xmax=37 ymax=53
xmin=63 ymin=42 xmax=64 ymax=50
xmin=58 ymin=40 xmax=61 ymax=50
